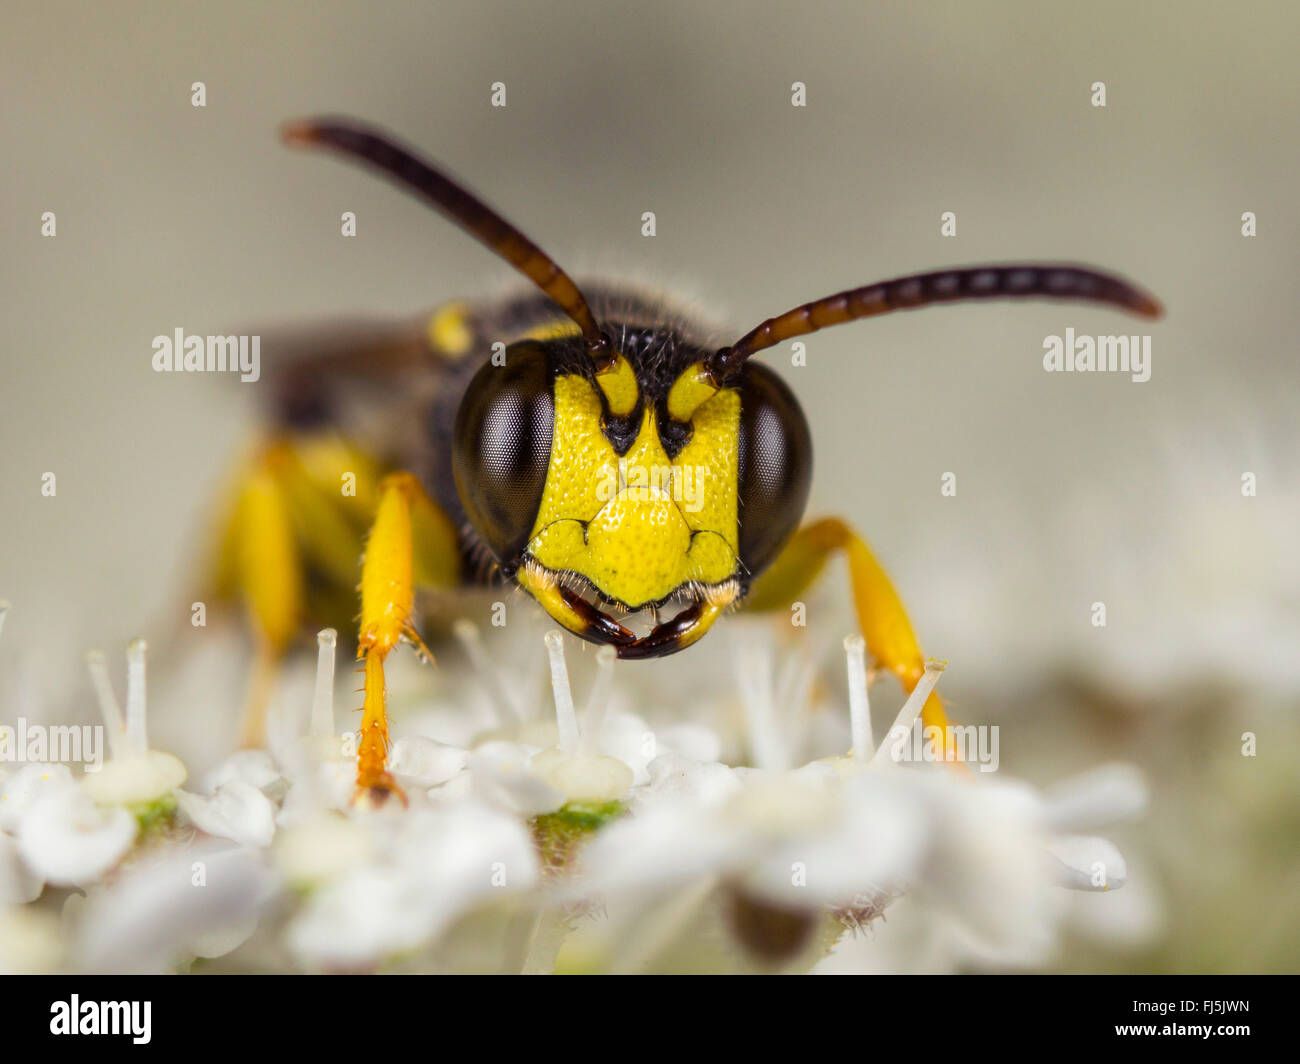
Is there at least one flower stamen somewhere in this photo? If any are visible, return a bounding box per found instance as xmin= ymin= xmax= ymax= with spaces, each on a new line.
xmin=311 ymin=628 xmax=337 ymax=739
xmin=452 ymin=619 xmax=521 ymax=725
xmin=579 ymin=646 xmax=616 ymax=753
xmin=86 ymin=649 xmax=127 ymax=758
xmin=544 ymin=631 xmax=580 ymax=754
xmin=124 ymin=639 xmax=148 ymax=754
xmin=871 ymin=660 xmax=945 ymax=769
xmin=843 ymin=635 xmax=873 ymax=764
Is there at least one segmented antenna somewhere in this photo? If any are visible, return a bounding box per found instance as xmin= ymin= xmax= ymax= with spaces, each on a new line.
xmin=282 ymin=117 xmax=613 ymax=364
xmin=710 ymin=264 xmax=1162 ymax=381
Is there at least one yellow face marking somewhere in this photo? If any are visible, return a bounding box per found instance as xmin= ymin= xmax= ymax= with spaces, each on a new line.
xmin=526 ymin=372 xmax=741 ymax=608
xmin=427 ymin=302 xmax=473 ymax=358
xmin=666 ymin=362 xmax=719 ymax=422
xmin=525 ymin=321 xmax=637 ymax=415
xmin=595 ymin=353 xmax=638 ymax=416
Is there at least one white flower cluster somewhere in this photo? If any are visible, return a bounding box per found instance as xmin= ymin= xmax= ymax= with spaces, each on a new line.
xmin=0 ymin=605 xmax=1146 ymax=974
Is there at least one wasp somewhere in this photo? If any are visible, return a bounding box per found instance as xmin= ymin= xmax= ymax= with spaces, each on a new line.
xmin=213 ymin=117 xmax=1161 ymax=801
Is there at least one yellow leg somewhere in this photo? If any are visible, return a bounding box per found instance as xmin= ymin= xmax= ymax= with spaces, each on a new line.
xmin=223 ymin=449 xmax=303 ymax=747
xmin=210 ymin=437 xmax=459 ymax=765
xmin=746 ymin=517 xmax=955 ymax=743
xmin=211 ymin=435 xmax=391 ymax=615
xmin=353 ymin=472 xmax=443 ymax=805
xmin=213 ymin=437 xmax=369 ymax=746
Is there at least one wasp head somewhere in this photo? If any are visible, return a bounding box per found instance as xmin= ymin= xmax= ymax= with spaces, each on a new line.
xmin=451 ymin=310 xmax=812 ymax=658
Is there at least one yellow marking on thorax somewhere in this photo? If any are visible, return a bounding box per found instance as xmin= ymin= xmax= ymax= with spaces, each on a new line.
xmin=522 ymin=319 xmax=583 ymax=342
xmin=427 ymin=302 xmax=473 ymax=358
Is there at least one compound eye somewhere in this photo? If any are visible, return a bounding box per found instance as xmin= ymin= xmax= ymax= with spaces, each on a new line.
xmin=735 ymin=363 xmax=813 ymax=578
xmin=452 ymin=342 xmax=554 ymax=567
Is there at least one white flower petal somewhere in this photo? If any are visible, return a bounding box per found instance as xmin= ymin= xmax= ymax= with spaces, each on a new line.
xmin=189 ymin=912 xmax=263 ymax=959
xmin=1048 ymin=834 xmax=1128 ymax=891
xmin=288 ymin=796 xmax=533 ymax=962
xmin=274 ymin=814 xmax=374 ymax=890
xmin=200 ymin=750 xmax=281 ymax=794
xmin=906 ymin=773 xmax=1062 ymax=966
xmin=389 ymin=736 xmax=470 ymax=786
xmin=176 ymin=782 xmax=276 ymax=848
xmin=74 ymin=846 xmax=276 ymax=972
xmin=16 ymin=787 xmax=138 ymax=886
xmin=426 ymin=769 xmax=473 ymax=804
xmin=575 ymin=799 xmax=749 ymax=895
xmin=0 ymin=763 xmax=75 ymax=832
xmin=641 ymin=753 xmax=741 ymax=807
xmin=396 ymin=802 xmax=540 ymax=901
xmin=279 ymin=757 xmax=359 ymax=822
xmin=1063 ymin=859 xmax=1162 ymax=944
xmin=292 ymin=794 xmax=536 ymax=966
xmin=287 ymin=866 xmax=435 ymax=969
xmin=653 ymin=723 xmax=722 ymax=765
xmin=744 ymin=771 xmax=929 ymax=906
xmin=465 ymin=741 xmax=563 ymax=816
xmin=1043 ymin=764 xmax=1148 ymax=832
xmin=531 ymin=748 xmax=633 ymax=803
xmin=596 ymin=711 xmax=659 ymax=785
xmin=0 ymin=833 xmax=44 ymax=904
xmin=725 ymin=772 xmax=839 ymax=838
xmin=315 ymin=759 xmax=360 ymax=812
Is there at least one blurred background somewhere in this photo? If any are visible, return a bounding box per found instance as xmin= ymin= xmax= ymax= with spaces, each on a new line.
xmin=1 ymin=0 xmax=1296 ymax=972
